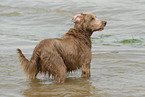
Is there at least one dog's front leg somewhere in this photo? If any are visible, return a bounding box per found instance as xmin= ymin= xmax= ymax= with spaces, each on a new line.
xmin=81 ymin=64 xmax=90 ymax=78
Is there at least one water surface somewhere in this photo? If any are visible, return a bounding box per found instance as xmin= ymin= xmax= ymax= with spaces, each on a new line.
xmin=0 ymin=0 xmax=145 ymax=97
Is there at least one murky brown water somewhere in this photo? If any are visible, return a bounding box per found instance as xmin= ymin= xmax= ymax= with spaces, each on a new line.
xmin=0 ymin=0 xmax=145 ymax=97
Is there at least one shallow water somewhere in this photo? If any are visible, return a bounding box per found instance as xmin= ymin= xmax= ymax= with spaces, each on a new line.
xmin=0 ymin=0 xmax=145 ymax=97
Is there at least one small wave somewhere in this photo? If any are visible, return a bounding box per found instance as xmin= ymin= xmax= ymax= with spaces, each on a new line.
xmin=92 ymin=34 xmax=112 ymax=39
xmin=0 ymin=12 xmax=20 ymax=16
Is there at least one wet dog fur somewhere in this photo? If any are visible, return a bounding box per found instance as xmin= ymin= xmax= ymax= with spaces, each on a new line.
xmin=17 ymin=12 xmax=106 ymax=83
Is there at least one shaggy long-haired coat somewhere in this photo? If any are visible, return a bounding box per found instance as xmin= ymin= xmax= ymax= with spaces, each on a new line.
xmin=17 ymin=12 xmax=107 ymax=83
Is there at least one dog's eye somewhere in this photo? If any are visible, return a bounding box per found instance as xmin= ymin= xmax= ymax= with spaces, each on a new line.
xmin=91 ymin=18 xmax=95 ymax=20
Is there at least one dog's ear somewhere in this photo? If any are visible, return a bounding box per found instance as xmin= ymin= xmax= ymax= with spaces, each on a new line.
xmin=72 ymin=14 xmax=83 ymax=23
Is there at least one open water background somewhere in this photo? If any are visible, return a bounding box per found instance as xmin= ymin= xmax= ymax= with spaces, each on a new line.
xmin=0 ymin=0 xmax=145 ymax=97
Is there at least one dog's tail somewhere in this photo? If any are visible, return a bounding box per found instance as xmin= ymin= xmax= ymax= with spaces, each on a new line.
xmin=17 ymin=48 xmax=38 ymax=80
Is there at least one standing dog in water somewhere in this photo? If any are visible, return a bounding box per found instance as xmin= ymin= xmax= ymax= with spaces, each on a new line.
xmin=17 ymin=12 xmax=107 ymax=83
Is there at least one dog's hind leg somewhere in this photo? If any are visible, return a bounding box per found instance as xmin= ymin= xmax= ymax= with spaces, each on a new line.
xmin=48 ymin=53 xmax=67 ymax=83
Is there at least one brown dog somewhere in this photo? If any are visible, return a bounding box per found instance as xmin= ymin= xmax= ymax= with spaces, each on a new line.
xmin=17 ymin=12 xmax=106 ymax=83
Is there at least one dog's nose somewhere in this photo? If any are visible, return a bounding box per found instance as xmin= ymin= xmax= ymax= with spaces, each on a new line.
xmin=104 ymin=21 xmax=107 ymax=26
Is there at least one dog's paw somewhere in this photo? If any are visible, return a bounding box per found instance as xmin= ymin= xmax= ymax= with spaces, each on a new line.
xmin=55 ymin=75 xmax=66 ymax=83
xmin=81 ymin=71 xmax=90 ymax=78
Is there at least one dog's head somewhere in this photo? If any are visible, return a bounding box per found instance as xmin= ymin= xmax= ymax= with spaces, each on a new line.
xmin=72 ymin=12 xmax=107 ymax=32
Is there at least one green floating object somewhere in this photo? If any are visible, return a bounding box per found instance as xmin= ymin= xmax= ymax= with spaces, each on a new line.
xmin=116 ymin=39 xmax=142 ymax=44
